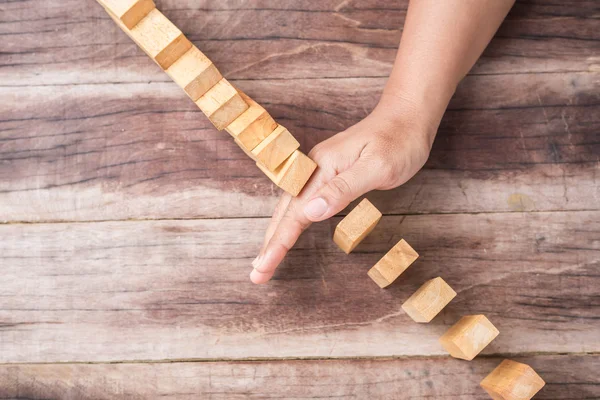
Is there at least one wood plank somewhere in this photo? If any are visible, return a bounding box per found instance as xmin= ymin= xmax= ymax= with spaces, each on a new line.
xmin=0 ymin=211 xmax=598 ymax=362
xmin=0 ymin=355 xmax=597 ymax=399
xmin=1 ymin=72 xmax=598 ymax=222
xmin=0 ymin=1 xmax=598 ymax=86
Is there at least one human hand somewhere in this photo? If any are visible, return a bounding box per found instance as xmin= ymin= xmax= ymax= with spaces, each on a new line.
xmin=250 ymin=96 xmax=438 ymax=284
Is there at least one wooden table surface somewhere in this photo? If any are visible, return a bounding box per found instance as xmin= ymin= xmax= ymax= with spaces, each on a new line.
xmin=1 ymin=0 xmax=599 ymax=398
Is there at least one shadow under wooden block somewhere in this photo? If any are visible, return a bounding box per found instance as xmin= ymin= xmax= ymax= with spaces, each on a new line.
xmin=99 ymin=0 xmax=155 ymax=29
xmin=334 ymin=199 xmax=382 ymax=254
xmin=251 ymin=125 xmax=300 ymax=171
xmin=196 ymin=79 xmax=249 ymax=131
xmin=440 ymin=315 xmax=499 ymax=361
xmin=129 ymin=8 xmax=192 ymax=69
xmin=227 ymin=93 xmax=278 ymax=151
xmin=481 ymin=360 xmax=545 ymax=400
xmin=401 ymin=277 xmax=456 ymax=322
xmin=166 ymin=46 xmax=222 ymax=101
xmin=257 ymin=150 xmax=318 ymax=197
xmin=368 ymin=239 xmax=418 ymax=288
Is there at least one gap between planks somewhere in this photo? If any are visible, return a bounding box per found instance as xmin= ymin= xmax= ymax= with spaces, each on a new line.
xmin=2 ymin=208 xmax=600 ymax=226
xmin=0 ymin=351 xmax=598 ymax=366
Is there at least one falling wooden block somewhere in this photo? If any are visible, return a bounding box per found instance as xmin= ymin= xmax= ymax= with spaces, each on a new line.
xmin=367 ymin=239 xmax=418 ymax=287
xmin=236 ymin=138 xmax=258 ymax=161
xmin=401 ymin=277 xmax=456 ymax=322
xmin=440 ymin=315 xmax=499 ymax=360
xmin=252 ymin=125 xmax=300 ymax=171
xmin=257 ymin=150 xmax=318 ymax=196
xmin=226 ymin=93 xmax=278 ymax=151
xmin=196 ymin=79 xmax=249 ymax=130
xmin=334 ymin=199 xmax=382 ymax=254
xmin=99 ymin=0 xmax=155 ymax=29
xmin=481 ymin=360 xmax=545 ymax=400
xmin=166 ymin=46 xmax=222 ymax=101
xmin=129 ymin=9 xmax=192 ymax=70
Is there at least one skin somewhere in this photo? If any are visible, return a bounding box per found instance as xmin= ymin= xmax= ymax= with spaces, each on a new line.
xmin=251 ymin=0 xmax=516 ymax=284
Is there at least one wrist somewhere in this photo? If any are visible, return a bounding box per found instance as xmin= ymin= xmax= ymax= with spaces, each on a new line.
xmin=374 ymin=89 xmax=444 ymax=149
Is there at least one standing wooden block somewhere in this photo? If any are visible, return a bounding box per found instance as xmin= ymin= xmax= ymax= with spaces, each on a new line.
xmin=129 ymin=9 xmax=192 ymax=70
xmin=401 ymin=277 xmax=456 ymax=323
xmin=257 ymin=150 xmax=318 ymax=197
xmin=99 ymin=0 xmax=155 ymax=29
xmin=226 ymin=93 xmax=278 ymax=151
xmin=440 ymin=315 xmax=499 ymax=360
xmin=367 ymin=239 xmax=418 ymax=287
xmin=166 ymin=46 xmax=222 ymax=101
xmin=334 ymin=199 xmax=382 ymax=254
xmin=196 ymin=79 xmax=249 ymax=130
xmin=252 ymin=125 xmax=300 ymax=171
xmin=481 ymin=360 xmax=545 ymax=400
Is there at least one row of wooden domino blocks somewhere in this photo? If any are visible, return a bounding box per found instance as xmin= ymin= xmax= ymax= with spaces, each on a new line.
xmin=333 ymin=199 xmax=546 ymax=399
xmin=97 ymin=0 xmax=317 ymax=196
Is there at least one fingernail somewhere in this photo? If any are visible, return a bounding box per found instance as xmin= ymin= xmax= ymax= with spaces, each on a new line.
xmin=304 ymin=198 xmax=328 ymax=219
xmin=252 ymin=254 xmax=262 ymax=269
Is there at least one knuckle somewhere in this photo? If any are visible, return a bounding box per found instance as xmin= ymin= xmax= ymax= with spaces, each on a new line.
xmin=326 ymin=175 xmax=353 ymax=201
xmin=308 ymin=144 xmax=327 ymax=162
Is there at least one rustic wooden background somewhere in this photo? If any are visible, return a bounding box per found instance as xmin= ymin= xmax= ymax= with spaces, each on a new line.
xmin=1 ymin=0 xmax=599 ymax=398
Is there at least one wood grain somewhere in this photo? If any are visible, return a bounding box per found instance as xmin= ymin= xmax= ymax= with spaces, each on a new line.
xmin=1 ymin=71 xmax=598 ymax=222
xmin=0 ymin=211 xmax=598 ymax=362
xmin=1 ymin=1 xmax=598 ymax=86
xmin=0 ymin=355 xmax=597 ymax=399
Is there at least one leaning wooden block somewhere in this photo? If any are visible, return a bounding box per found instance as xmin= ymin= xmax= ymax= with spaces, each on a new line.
xmin=252 ymin=125 xmax=300 ymax=171
xmin=481 ymin=360 xmax=545 ymax=400
xmin=367 ymin=239 xmax=418 ymax=288
xmin=236 ymin=138 xmax=258 ymax=161
xmin=257 ymin=150 xmax=317 ymax=196
xmin=129 ymin=9 xmax=192 ymax=69
xmin=196 ymin=79 xmax=249 ymax=130
xmin=226 ymin=93 xmax=278 ymax=151
xmin=440 ymin=315 xmax=499 ymax=360
xmin=99 ymin=0 xmax=155 ymax=29
xmin=334 ymin=199 xmax=382 ymax=254
xmin=401 ymin=277 xmax=456 ymax=323
xmin=166 ymin=46 xmax=222 ymax=101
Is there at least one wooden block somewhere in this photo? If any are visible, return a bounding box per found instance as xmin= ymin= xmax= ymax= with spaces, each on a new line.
xmin=333 ymin=199 xmax=382 ymax=254
xmin=196 ymin=79 xmax=249 ymax=130
xmin=367 ymin=239 xmax=418 ymax=287
xmin=251 ymin=125 xmax=300 ymax=171
xmin=401 ymin=277 xmax=456 ymax=323
xmin=235 ymin=138 xmax=258 ymax=161
xmin=257 ymin=150 xmax=318 ymax=197
xmin=129 ymin=9 xmax=192 ymax=70
xmin=99 ymin=0 xmax=155 ymax=29
xmin=440 ymin=315 xmax=499 ymax=360
xmin=166 ymin=46 xmax=222 ymax=101
xmin=481 ymin=360 xmax=545 ymax=400
xmin=226 ymin=93 xmax=278 ymax=151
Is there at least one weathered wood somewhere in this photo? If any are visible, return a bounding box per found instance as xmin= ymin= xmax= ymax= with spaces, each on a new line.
xmin=0 ymin=211 xmax=598 ymax=362
xmin=0 ymin=355 xmax=597 ymax=399
xmin=1 ymin=71 xmax=598 ymax=222
xmin=1 ymin=1 xmax=598 ymax=86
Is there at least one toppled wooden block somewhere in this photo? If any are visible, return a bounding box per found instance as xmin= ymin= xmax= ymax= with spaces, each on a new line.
xmin=129 ymin=9 xmax=192 ymax=69
xmin=440 ymin=315 xmax=499 ymax=361
xmin=367 ymin=239 xmax=418 ymax=288
xmin=334 ymin=199 xmax=382 ymax=254
xmin=402 ymin=277 xmax=456 ymax=323
xmin=227 ymin=93 xmax=278 ymax=151
xmin=196 ymin=79 xmax=249 ymax=130
xmin=99 ymin=0 xmax=155 ymax=29
xmin=236 ymin=138 xmax=258 ymax=161
xmin=257 ymin=150 xmax=317 ymax=197
xmin=481 ymin=360 xmax=545 ymax=400
xmin=252 ymin=125 xmax=300 ymax=171
xmin=166 ymin=46 xmax=222 ymax=101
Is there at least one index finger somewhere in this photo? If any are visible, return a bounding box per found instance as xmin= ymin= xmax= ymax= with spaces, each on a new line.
xmin=250 ymin=170 xmax=328 ymax=284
